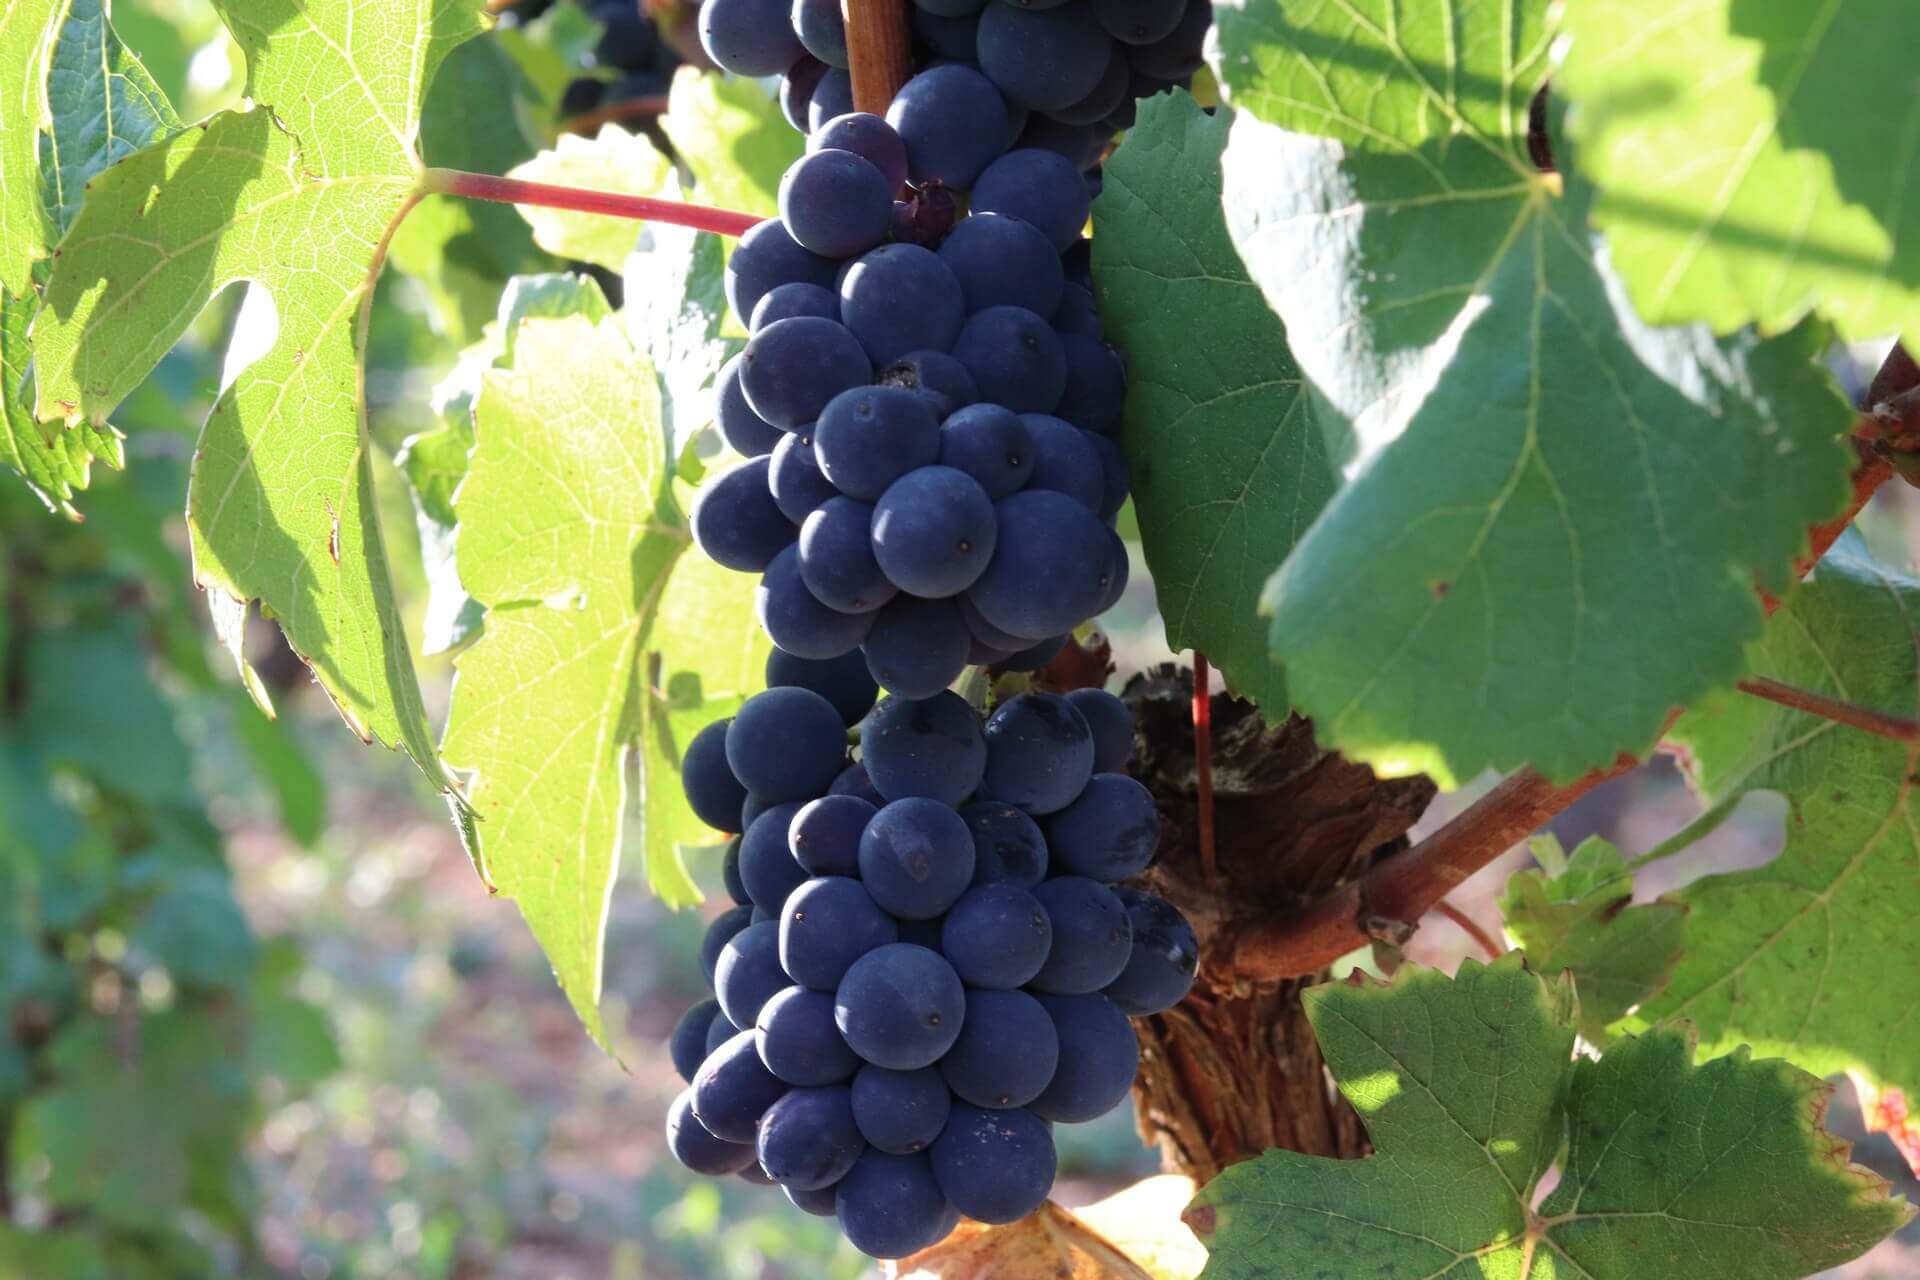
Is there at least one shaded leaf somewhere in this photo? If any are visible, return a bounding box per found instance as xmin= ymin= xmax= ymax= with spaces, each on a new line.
xmin=1093 ymin=92 xmax=1331 ymax=714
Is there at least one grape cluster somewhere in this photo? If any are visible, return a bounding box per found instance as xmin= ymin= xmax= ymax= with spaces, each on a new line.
xmin=692 ymin=97 xmax=1137 ymax=696
xmin=700 ymin=0 xmax=1206 ymax=164
xmin=539 ymin=0 xmax=689 ymax=124
xmin=665 ymin=658 xmax=1199 ymax=1257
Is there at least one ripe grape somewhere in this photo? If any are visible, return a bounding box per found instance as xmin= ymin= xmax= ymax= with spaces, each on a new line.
xmin=837 ymin=244 xmax=967 ymax=366
xmin=968 ymin=148 xmax=1093 ymax=252
xmin=1001 ymin=634 xmax=1069 ymax=672
xmin=780 ymin=875 xmax=899 ymax=990
xmin=787 ymin=794 xmax=876 ymax=877
xmin=781 ymin=57 xmax=829 ymax=132
xmin=810 ymin=113 xmax=910 ymax=192
xmin=1064 ymin=688 xmax=1132 ymax=772
xmin=798 ymin=497 xmax=898 ymax=615
xmin=786 ymin=1182 xmax=839 ymax=1216
xmin=706 ymin=1011 xmax=742 ymax=1056
xmin=672 ymin=999 xmax=723 ymax=1084
xmin=1057 ymin=334 xmax=1128 ymax=435
xmin=740 ymin=316 xmax=873 ymax=429
xmin=834 ymin=942 xmax=966 ymax=1068
xmin=960 ymin=800 xmax=1049 ymax=888
xmin=791 ymin=0 xmax=849 ymax=66
xmin=1030 ymin=992 xmax=1138 ymax=1122
xmin=700 ymin=903 xmax=754 ymax=985
xmin=1019 ymin=414 xmax=1105 ymax=513
xmin=885 ymin=64 xmax=1012 ymax=189
xmin=1051 ymin=43 xmax=1130 ymax=126
xmin=937 ymin=403 xmax=1035 ymax=499
xmin=766 ymin=649 xmax=880 ymax=726
xmin=863 ymin=596 xmax=972 ymax=699
xmin=726 ymin=687 xmax=848 ymax=802
xmin=879 ymin=349 xmax=980 ymax=416
xmin=726 ymin=219 xmax=837 ymax=322
xmin=738 ymin=801 xmax=809 ymax=909
xmin=757 ymin=986 xmax=863 ymax=1085
xmin=758 ymin=544 xmax=877 ymax=658
xmin=937 ymin=213 xmax=1066 ymax=317
xmin=757 ymin=1086 xmax=866 ymax=1189
xmin=851 ymin=1063 xmax=952 ymax=1153
xmin=809 ymin=68 xmax=856 ymax=131
xmin=813 ymin=384 xmax=943 ymax=500
xmin=830 ymin=761 xmax=886 ymax=805
xmin=982 ymin=692 xmax=1095 ymax=815
xmin=716 ymin=353 xmax=785 ymax=457
xmin=1018 ymin=114 xmax=1110 ymax=171
xmin=1029 ymin=876 xmax=1131 ymax=993
xmin=929 ymin=1104 xmax=1056 ymax=1223
xmin=912 ymin=6 xmax=978 ymax=60
xmin=912 ymin=0 xmax=985 ymax=18
xmin=940 ymin=884 xmax=1052 ymax=988
xmin=1052 ymin=283 xmax=1102 ymax=339
xmin=691 ymin=1028 xmax=791 ymax=1142
xmin=779 ymin=149 xmax=894 ymax=258
xmin=698 ymin=0 xmax=806 ymax=75
xmin=692 ymin=455 xmax=794 ymax=573
xmin=769 ymin=430 xmax=838 ymax=525
xmin=977 ymin=2 xmax=1112 ymax=111
xmin=750 ymin=281 xmax=839 ymax=332
xmin=1104 ymin=887 xmax=1198 ymax=1015
xmin=872 ymin=466 xmax=997 ymax=598
xmin=1046 ymin=772 xmax=1160 ymax=881
xmin=1091 ymin=0 xmax=1184 ymax=42
xmin=668 ymin=1089 xmax=759 ymax=1176
xmin=835 ymin=1150 xmax=958 ymax=1258
xmin=938 ymin=991 xmax=1058 ymax=1112
xmin=1086 ymin=431 xmax=1130 ymax=520
xmin=715 ymin=920 xmax=793 ymax=1026
xmin=682 ymin=718 xmax=747 ymax=832
xmin=861 ymin=691 xmax=988 ymax=805
xmin=951 ymin=306 xmax=1067 ymax=413
xmin=966 ymin=490 xmax=1113 ymax=638
xmin=722 ymin=836 xmax=750 ymax=905
xmin=858 ymin=798 xmax=976 ymax=919
xmin=1124 ymin=0 xmax=1207 ymax=77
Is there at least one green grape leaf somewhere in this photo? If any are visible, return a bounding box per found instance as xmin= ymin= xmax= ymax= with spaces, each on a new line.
xmin=1500 ymin=835 xmax=1687 ymax=1043
xmin=1559 ymin=0 xmax=1920 ymax=342
xmin=1631 ymin=531 xmax=1920 ymax=1173
xmin=0 ymin=0 xmax=67 ymax=294
xmin=625 ymin=217 xmax=740 ymax=460
xmin=508 ymin=123 xmax=672 ymax=271
xmin=23 ymin=624 xmax=192 ymax=808
xmin=132 ymin=867 xmax=257 ymax=991
xmin=1212 ymin=1 xmax=1856 ymax=787
xmin=1189 ymin=955 xmax=1910 ymax=1280
xmin=661 ymin=66 xmax=800 ymax=219
xmin=1093 ymin=92 xmax=1332 ymax=714
xmin=31 ymin=0 xmax=487 ymax=795
xmin=2 ymin=285 xmax=121 ymax=517
xmin=441 ymin=309 xmax=686 ymax=1044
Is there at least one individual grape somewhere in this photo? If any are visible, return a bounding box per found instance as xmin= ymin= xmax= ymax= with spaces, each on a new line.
xmin=810 ymin=112 xmax=910 ymax=192
xmin=767 ymin=649 xmax=880 ymax=726
xmin=960 ymin=801 xmax=1049 ymax=888
xmin=791 ymin=0 xmax=849 ymax=66
xmin=766 ymin=431 xmax=835 ymax=526
xmin=890 ymin=184 xmax=961 ymax=247
xmin=1105 ymin=888 xmax=1198 ymax=1015
xmin=834 ymin=942 xmax=966 ymax=1068
xmin=809 ymin=68 xmax=856 ymax=132
xmin=739 ymin=1162 xmax=776 ymax=1185
xmin=871 ymin=466 xmax=998 ymax=599
xmin=1017 ymin=113 xmax=1110 ymax=172
xmin=722 ymin=835 xmax=751 ymax=905
xmin=912 ymin=0 xmax=984 ymax=17
xmin=878 ymin=350 xmax=980 ymax=416
xmin=837 ymin=243 xmax=967 ymax=366
xmin=781 ymin=875 xmax=899 ymax=990
xmin=788 ymin=794 xmax=877 ymax=877
xmin=1050 ymin=42 xmax=1130 ymax=126
xmin=668 ymin=1089 xmax=759 ymax=1176
xmin=1091 ymin=0 xmax=1184 ymax=43
xmin=756 ymin=987 xmax=863 ymax=1086
xmin=698 ymin=0 xmax=806 ymax=74
xmin=830 ymin=760 xmax=886 ymax=806
xmin=836 ymin=1150 xmax=958 ymax=1258
xmin=758 ymin=1086 xmax=866 ymax=1190
xmin=937 ymin=403 xmax=1034 ymax=500
xmin=969 ymin=148 xmax=1093 ymax=253
xmin=672 ymin=999 xmax=724 ymax=1084
xmin=1095 ymin=527 xmax=1130 ymax=611
xmin=958 ymin=591 xmax=1044 ymax=648
xmin=851 ymin=1064 xmax=951 ymax=1153
xmin=1125 ymin=0 xmax=1208 ymax=78
xmin=977 ymin=2 xmax=1111 ymax=111
xmin=1000 ymin=634 xmax=1068 ymax=672
xmin=691 ymin=1028 xmax=791 ymax=1142
xmin=941 ymin=884 xmax=1052 ymax=989
xmin=912 ymin=6 xmax=978 ymax=61
xmin=1030 ymin=876 xmax=1132 ymax=994
xmin=751 ymin=281 xmax=839 ymax=332
xmin=692 ymin=456 xmax=795 ymax=573
xmin=742 ymin=792 xmax=776 ymax=834
xmin=682 ymin=718 xmax=748 ymax=833
xmin=786 ymin=1182 xmax=840 ymax=1216
xmin=1031 ymin=992 xmax=1137 ymax=1122
xmin=863 ymin=596 xmax=972 ymax=700
xmin=938 ymin=991 xmax=1058 ymax=1111
xmin=701 ymin=903 xmax=755 ymax=985
xmin=715 ymin=921 xmax=793 ymax=1027
xmin=798 ymin=498 xmax=898 ymax=616
xmin=966 ymin=491 xmax=1114 ymax=638
xmin=936 ymin=213 xmax=1066 ymax=318
xmin=1046 ymin=772 xmax=1160 ymax=881
xmin=1052 ymin=283 xmax=1102 ymax=339
xmin=758 ymin=545 xmax=877 ymax=659
xmin=741 ymin=316 xmax=872 ymax=430
xmin=779 ymin=149 xmax=894 ymax=259
xmin=981 ymin=692 xmax=1095 ymax=814
xmin=1018 ymin=413 xmax=1105 ymax=513
xmin=858 ymin=798 xmax=976 ymax=919
xmin=559 ymin=76 xmax=607 ymax=118
xmin=1055 ymin=334 xmax=1128 ymax=437
xmin=951 ymin=306 xmax=1067 ymax=413
xmin=726 ymin=219 xmax=838 ymax=322
xmin=969 ymin=638 xmax=1019 ymax=666
xmin=1086 ymin=431 xmax=1129 ymax=521
xmin=707 ymin=1011 xmax=742 ymax=1056
xmin=781 ymin=57 xmax=829 ymax=133
xmin=1064 ymin=688 xmax=1132 ymax=773
xmin=716 ymin=353 xmax=785 ymax=457
xmin=862 ymin=691 xmax=988 ymax=805
xmin=738 ymin=800 xmax=809 ymax=909
xmin=726 ymin=686 xmax=848 ymax=802
xmin=813 ymin=384 xmax=943 ymax=500
xmin=928 ymin=1104 xmax=1056 ymax=1223
xmin=885 ymin=64 xmax=1012 ymax=189
xmin=1062 ymin=237 xmax=1093 ymax=289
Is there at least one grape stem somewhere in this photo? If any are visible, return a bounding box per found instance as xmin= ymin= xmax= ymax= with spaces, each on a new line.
xmin=419 ymin=168 xmax=760 ymax=238
xmin=1192 ymin=651 xmax=1219 ymax=885
xmin=845 ymin=0 xmax=913 ymax=114
xmin=1432 ymin=900 xmax=1502 ymax=962
xmin=1735 ymin=675 xmax=1920 ymax=742
xmin=1228 ymin=341 xmax=1916 ymax=984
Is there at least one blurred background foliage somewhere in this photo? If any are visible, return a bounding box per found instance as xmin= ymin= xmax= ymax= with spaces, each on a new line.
xmin=0 ymin=2 xmax=1913 ymax=1279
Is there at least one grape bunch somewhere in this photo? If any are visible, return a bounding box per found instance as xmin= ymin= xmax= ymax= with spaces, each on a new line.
xmin=692 ymin=97 xmax=1136 ymax=697
xmin=665 ymin=658 xmax=1198 ymax=1257
xmin=549 ymin=0 xmax=690 ymax=126
xmin=699 ymin=0 xmax=1207 ymax=166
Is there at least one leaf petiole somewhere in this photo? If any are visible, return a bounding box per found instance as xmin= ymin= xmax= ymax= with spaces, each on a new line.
xmin=419 ymin=168 xmax=760 ymax=238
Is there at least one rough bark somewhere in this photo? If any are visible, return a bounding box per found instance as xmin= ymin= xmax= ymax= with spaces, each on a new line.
xmin=1120 ymin=666 xmax=1437 ymax=1181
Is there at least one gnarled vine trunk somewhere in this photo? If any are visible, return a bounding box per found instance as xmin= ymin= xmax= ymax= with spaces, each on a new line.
xmin=1120 ymin=668 xmax=1436 ymax=1181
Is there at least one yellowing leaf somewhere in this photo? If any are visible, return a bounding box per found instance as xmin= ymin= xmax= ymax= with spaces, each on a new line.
xmin=890 ymin=1201 xmax=1156 ymax=1280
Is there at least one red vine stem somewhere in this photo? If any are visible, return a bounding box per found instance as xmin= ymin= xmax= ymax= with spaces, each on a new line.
xmin=845 ymin=0 xmax=913 ymax=115
xmin=419 ymin=168 xmax=760 ymax=238
xmin=1192 ymin=651 xmax=1219 ymax=884
xmin=1229 ymin=342 xmax=1917 ymax=984
xmin=1735 ymin=675 xmax=1920 ymax=742
xmin=1433 ymin=900 xmax=1503 ymax=962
